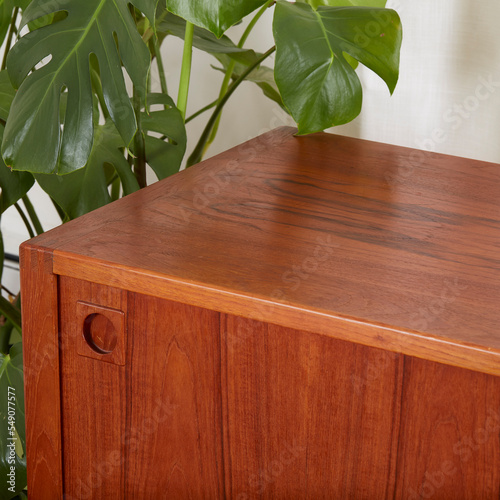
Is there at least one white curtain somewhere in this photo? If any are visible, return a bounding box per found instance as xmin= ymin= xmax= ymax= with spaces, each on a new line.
xmin=337 ymin=0 xmax=500 ymax=163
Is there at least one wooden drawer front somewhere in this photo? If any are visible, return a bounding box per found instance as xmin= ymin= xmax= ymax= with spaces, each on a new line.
xmin=222 ymin=315 xmax=404 ymax=499
xmin=58 ymin=277 xmax=223 ymax=499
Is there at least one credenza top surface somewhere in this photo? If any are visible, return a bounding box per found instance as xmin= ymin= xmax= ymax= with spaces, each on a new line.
xmin=24 ymin=127 xmax=500 ymax=373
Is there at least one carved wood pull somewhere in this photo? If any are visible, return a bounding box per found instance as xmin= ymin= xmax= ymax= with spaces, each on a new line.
xmin=76 ymin=301 xmax=126 ymax=366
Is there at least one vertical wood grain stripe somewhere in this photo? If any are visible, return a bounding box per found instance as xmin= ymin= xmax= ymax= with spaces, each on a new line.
xmin=20 ymin=243 xmax=63 ymax=499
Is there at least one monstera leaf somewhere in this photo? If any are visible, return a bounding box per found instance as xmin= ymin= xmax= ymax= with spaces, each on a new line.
xmin=0 ymin=343 xmax=27 ymax=499
xmin=158 ymin=12 xmax=256 ymax=65
xmin=35 ymin=92 xmax=186 ymax=219
xmin=0 ymin=70 xmax=15 ymax=121
xmin=0 ymin=0 xmax=14 ymax=48
xmin=0 ymin=163 xmax=33 ymax=216
xmin=141 ymin=93 xmax=187 ymax=180
xmin=231 ymin=64 xmax=283 ymax=108
xmin=165 ymin=0 xmax=268 ymax=38
xmin=0 ymin=0 xmax=31 ymax=48
xmin=273 ymin=1 xmax=402 ymax=134
xmin=307 ymin=0 xmax=387 ymax=8
xmin=0 ymin=75 xmax=34 ymax=214
xmin=0 ymin=127 xmax=33 ymax=215
xmin=35 ymin=121 xmax=138 ymax=220
xmin=213 ymin=56 xmax=284 ymax=108
xmin=1 ymin=0 xmax=158 ymax=175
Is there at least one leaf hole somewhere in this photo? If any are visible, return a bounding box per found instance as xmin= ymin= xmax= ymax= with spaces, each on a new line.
xmin=28 ymin=9 xmax=68 ymax=31
xmin=34 ymin=54 xmax=52 ymax=71
xmin=148 ymin=104 xmax=165 ymax=112
xmin=147 ymin=131 xmax=164 ymax=139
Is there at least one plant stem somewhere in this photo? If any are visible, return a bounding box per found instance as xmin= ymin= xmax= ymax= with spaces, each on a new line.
xmin=153 ymin=37 xmax=168 ymax=97
xmin=185 ymin=98 xmax=219 ymax=124
xmin=1 ymin=7 xmax=19 ymax=71
xmin=22 ymin=195 xmax=44 ymax=235
xmin=187 ymin=46 xmax=276 ymax=167
xmin=240 ymin=0 xmax=275 ymax=47
xmin=204 ymin=65 xmax=234 ymax=153
xmin=90 ymin=67 xmax=110 ymax=120
xmin=142 ymin=8 xmax=170 ymax=44
xmin=133 ymin=87 xmax=147 ymax=189
xmin=177 ymin=21 xmax=194 ymax=121
xmin=131 ymin=6 xmax=146 ymax=189
xmin=1 ymin=285 xmax=15 ymax=297
xmin=204 ymin=0 xmax=274 ymax=155
xmin=51 ymin=198 xmax=67 ymax=223
xmin=14 ymin=203 xmax=35 ymax=239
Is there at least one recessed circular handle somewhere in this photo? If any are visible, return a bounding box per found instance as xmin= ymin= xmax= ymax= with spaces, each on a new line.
xmin=83 ymin=313 xmax=118 ymax=355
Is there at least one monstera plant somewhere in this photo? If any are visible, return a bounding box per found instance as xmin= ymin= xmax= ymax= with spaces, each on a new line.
xmin=0 ymin=0 xmax=402 ymax=496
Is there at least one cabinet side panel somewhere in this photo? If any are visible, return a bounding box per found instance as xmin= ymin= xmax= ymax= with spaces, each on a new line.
xmin=20 ymin=245 xmax=63 ymax=499
xmin=222 ymin=315 xmax=403 ymax=499
xmin=395 ymin=357 xmax=500 ymax=499
xmin=59 ymin=277 xmax=127 ymax=499
xmin=124 ymin=293 xmax=224 ymax=498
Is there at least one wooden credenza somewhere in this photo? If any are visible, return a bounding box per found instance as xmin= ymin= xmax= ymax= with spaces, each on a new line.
xmin=21 ymin=128 xmax=500 ymax=499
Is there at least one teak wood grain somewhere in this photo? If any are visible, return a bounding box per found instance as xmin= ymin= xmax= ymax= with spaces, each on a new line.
xmin=59 ymin=277 xmax=127 ymax=499
xmin=19 ymin=245 xmax=63 ymax=499
xmin=221 ymin=316 xmax=403 ymax=498
xmin=123 ymin=292 xmax=223 ymax=497
xmin=395 ymin=358 xmax=500 ymax=499
xmin=59 ymin=277 xmax=223 ymax=499
xmin=20 ymin=128 xmax=500 ymax=498
xmin=39 ymin=127 xmax=500 ymax=375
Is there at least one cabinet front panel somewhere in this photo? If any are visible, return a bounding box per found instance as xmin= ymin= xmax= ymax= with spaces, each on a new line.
xmin=396 ymin=357 xmax=500 ymax=499
xmin=221 ymin=315 xmax=404 ymax=499
xmin=124 ymin=291 xmax=223 ymax=498
xmin=59 ymin=277 xmax=223 ymax=499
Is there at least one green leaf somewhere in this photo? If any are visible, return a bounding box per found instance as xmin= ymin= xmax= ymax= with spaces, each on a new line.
xmin=0 ymin=0 xmax=27 ymax=49
xmin=0 ymin=320 xmax=12 ymax=356
xmin=307 ymin=0 xmax=388 ymax=69
xmin=0 ymin=344 xmax=26 ymax=499
xmin=239 ymin=65 xmax=283 ymax=108
xmin=130 ymin=0 xmax=158 ymax=27
xmin=213 ymin=56 xmax=285 ymax=109
xmin=308 ymin=0 xmax=387 ymax=8
xmin=158 ymin=12 xmax=256 ymax=65
xmin=141 ymin=93 xmax=186 ymax=180
xmin=165 ymin=0 xmax=268 ymax=38
xmin=0 ymin=0 xmax=13 ymax=48
xmin=0 ymin=297 xmax=20 ymax=333
xmin=89 ymin=120 xmax=140 ymax=198
xmin=35 ymin=121 xmax=137 ymax=220
xmin=12 ymin=0 xmax=30 ymax=9
xmin=0 ymin=165 xmax=34 ymax=215
xmin=0 ymin=298 xmax=21 ymax=356
xmin=0 ymin=71 xmax=16 ymax=121
xmin=0 ymin=319 xmax=15 ymax=356
xmin=273 ymin=1 xmax=402 ymax=134
xmin=0 ymin=124 xmax=34 ymax=215
xmin=25 ymin=8 xmax=65 ymax=32
xmin=2 ymin=0 xmax=154 ymax=175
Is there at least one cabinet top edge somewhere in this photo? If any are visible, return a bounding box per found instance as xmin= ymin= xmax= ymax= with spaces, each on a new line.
xmin=25 ymin=127 xmax=500 ymax=371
